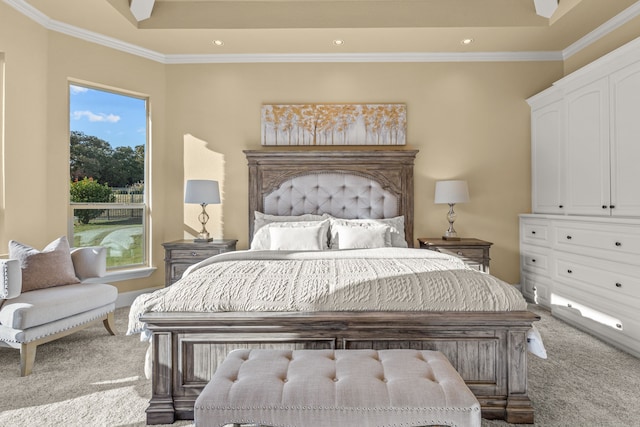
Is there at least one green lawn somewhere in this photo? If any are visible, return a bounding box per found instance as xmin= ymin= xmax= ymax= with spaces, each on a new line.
xmin=73 ymin=217 xmax=144 ymax=268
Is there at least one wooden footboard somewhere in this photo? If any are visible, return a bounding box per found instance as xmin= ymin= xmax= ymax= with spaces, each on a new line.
xmin=141 ymin=310 xmax=539 ymax=425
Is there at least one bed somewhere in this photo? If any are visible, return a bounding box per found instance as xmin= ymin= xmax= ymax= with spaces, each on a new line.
xmin=132 ymin=149 xmax=539 ymax=425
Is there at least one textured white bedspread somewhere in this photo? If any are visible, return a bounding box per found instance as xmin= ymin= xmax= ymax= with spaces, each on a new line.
xmin=127 ymin=248 xmax=528 ymax=336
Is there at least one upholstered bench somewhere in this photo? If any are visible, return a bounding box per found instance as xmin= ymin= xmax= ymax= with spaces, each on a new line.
xmin=194 ymin=348 xmax=481 ymax=427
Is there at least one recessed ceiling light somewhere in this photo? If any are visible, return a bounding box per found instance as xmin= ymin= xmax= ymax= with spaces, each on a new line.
xmin=333 ymin=39 xmax=345 ymax=46
xmin=212 ymin=40 xmax=224 ymax=46
xmin=461 ymin=38 xmax=474 ymax=45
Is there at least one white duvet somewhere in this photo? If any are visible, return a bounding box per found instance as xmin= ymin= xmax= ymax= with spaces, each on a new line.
xmin=127 ymin=248 xmax=528 ymax=336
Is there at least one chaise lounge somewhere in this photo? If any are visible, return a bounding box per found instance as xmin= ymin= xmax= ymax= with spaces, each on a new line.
xmin=0 ymin=239 xmax=118 ymax=376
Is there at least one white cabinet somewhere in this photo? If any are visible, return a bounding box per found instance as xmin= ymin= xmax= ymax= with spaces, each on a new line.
xmin=610 ymin=63 xmax=640 ymax=217
xmin=564 ymin=77 xmax=610 ymax=216
xmin=528 ymin=58 xmax=640 ymax=217
xmin=519 ymin=214 xmax=640 ymax=358
xmin=530 ymin=96 xmax=564 ymax=214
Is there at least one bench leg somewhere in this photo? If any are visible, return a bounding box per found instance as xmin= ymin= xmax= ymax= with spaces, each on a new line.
xmin=103 ymin=312 xmax=117 ymax=335
xmin=20 ymin=342 xmax=37 ymax=376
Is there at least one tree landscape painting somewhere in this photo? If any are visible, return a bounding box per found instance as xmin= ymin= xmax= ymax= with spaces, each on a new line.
xmin=261 ymin=103 xmax=406 ymax=146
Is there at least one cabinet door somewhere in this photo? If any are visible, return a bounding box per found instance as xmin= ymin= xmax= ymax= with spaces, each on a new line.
xmin=610 ymin=61 xmax=640 ymax=217
xmin=565 ymin=78 xmax=611 ymax=216
xmin=531 ymin=100 xmax=564 ymax=214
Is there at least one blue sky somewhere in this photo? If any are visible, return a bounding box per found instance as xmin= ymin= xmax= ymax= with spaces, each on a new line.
xmin=69 ymin=85 xmax=147 ymax=148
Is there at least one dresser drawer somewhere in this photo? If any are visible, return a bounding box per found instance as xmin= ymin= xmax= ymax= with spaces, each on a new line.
xmin=520 ymin=244 xmax=550 ymax=275
xmin=555 ymin=254 xmax=640 ymax=304
xmin=170 ymin=248 xmax=224 ymax=260
xmin=520 ymin=219 xmax=550 ymax=247
xmin=521 ymin=272 xmax=551 ymax=308
xmin=554 ymin=224 xmax=640 ymax=262
xmin=170 ymin=262 xmax=193 ymax=283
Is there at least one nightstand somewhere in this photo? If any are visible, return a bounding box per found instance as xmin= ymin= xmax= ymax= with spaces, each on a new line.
xmin=417 ymin=237 xmax=492 ymax=273
xmin=162 ymin=239 xmax=237 ymax=286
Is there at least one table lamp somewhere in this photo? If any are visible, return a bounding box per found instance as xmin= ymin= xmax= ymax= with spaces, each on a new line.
xmin=185 ymin=179 xmax=220 ymax=242
xmin=434 ymin=180 xmax=469 ymax=240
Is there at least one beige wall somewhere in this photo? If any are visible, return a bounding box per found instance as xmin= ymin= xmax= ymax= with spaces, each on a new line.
xmin=3 ymin=0 xmax=640 ymax=292
xmin=165 ymin=61 xmax=563 ymax=283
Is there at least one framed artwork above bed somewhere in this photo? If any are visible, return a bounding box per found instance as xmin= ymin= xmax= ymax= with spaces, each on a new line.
xmin=261 ymin=104 xmax=407 ymax=146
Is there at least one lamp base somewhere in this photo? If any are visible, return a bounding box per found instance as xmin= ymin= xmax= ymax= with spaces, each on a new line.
xmin=194 ymin=231 xmax=213 ymax=243
xmin=442 ymin=235 xmax=461 ymax=241
xmin=194 ymin=237 xmax=213 ymax=243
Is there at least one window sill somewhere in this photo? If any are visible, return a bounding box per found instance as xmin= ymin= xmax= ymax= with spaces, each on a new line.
xmin=82 ymin=267 xmax=156 ymax=284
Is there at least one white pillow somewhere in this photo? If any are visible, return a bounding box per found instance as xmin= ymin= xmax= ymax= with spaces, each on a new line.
xmin=269 ymin=224 xmax=325 ymax=250
xmin=334 ymin=224 xmax=390 ymax=249
xmin=251 ymin=219 xmax=330 ymax=250
xmin=253 ymin=211 xmax=327 ymax=234
xmin=328 ymin=216 xmax=406 ymax=249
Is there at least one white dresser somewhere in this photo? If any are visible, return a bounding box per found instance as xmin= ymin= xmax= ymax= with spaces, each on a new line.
xmin=523 ymin=37 xmax=640 ymax=358
xmin=520 ymin=215 xmax=640 ymax=358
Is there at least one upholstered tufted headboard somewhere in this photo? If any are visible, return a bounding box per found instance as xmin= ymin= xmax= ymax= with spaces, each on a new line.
xmin=244 ymin=149 xmax=418 ymax=246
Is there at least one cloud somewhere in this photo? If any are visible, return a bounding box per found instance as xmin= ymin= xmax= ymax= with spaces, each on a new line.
xmin=72 ymin=110 xmax=121 ymax=123
xmin=70 ymin=85 xmax=89 ymax=95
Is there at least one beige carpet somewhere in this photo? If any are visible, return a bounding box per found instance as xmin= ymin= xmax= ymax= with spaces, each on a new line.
xmin=1 ymin=305 xmax=639 ymax=427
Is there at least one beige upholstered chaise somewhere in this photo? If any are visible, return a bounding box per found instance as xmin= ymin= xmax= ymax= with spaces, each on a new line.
xmin=0 ymin=245 xmax=118 ymax=376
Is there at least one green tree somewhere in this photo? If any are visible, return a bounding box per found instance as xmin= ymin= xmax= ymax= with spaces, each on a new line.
xmin=70 ymin=178 xmax=115 ymax=224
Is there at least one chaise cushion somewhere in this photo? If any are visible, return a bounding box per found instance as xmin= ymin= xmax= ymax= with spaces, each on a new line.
xmin=9 ymin=237 xmax=79 ymax=292
xmin=0 ymin=283 xmax=117 ymax=330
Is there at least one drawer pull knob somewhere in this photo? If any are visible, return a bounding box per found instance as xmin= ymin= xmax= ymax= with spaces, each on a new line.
xmin=567 ymin=303 xmax=572 ymax=308
xmin=602 ymin=205 xmax=608 ymax=209
xmin=191 ymin=251 xmax=198 ymax=256
xmin=567 ymin=269 xmax=573 ymax=274
xmin=566 ymin=235 xmax=572 ymax=240
xmin=532 ymin=259 xmax=536 ymax=263
xmin=610 ymin=205 xmax=615 ymax=209
xmin=532 ymin=286 xmax=537 ymax=291
xmin=616 ymin=324 xmax=622 ymax=329
xmin=615 ymin=283 xmax=622 ymax=288
xmin=531 ymin=231 xmax=536 ymax=235
xmin=457 ymin=251 xmax=463 ymax=256
xmin=615 ymin=242 xmax=622 ymax=247
xmin=559 ymin=205 xmax=564 ymax=208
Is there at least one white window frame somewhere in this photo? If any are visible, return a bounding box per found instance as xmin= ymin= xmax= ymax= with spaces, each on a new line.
xmin=68 ymin=81 xmax=154 ymax=281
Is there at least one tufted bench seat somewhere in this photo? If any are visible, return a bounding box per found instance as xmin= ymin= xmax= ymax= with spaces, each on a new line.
xmin=194 ymin=348 xmax=481 ymax=427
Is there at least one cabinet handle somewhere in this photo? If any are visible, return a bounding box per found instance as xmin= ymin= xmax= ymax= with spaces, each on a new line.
xmin=615 ymin=282 xmax=622 ymax=288
xmin=531 ymin=231 xmax=536 ymax=235
xmin=531 ymin=259 xmax=536 ymax=263
xmin=457 ymin=251 xmax=463 ymax=256
xmin=610 ymin=205 xmax=615 ymax=209
xmin=615 ymin=242 xmax=622 ymax=247
xmin=559 ymin=205 xmax=564 ymax=208
xmin=567 ymin=269 xmax=573 ymax=274
xmin=191 ymin=251 xmax=198 ymax=256
xmin=602 ymin=205 xmax=608 ymax=209
xmin=566 ymin=235 xmax=572 ymax=240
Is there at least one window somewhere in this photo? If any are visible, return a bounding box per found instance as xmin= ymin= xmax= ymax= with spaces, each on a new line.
xmin=69 ymin=83 xmax=148 ymax=270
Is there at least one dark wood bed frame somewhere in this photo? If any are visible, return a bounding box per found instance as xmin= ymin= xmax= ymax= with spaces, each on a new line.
xmin=142 ymin=149 xmax=539 ymax=425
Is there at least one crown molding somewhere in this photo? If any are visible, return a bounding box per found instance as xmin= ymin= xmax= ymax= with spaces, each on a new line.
xmin=4 ymin=0 xmax=634 ymax=65
xmin=164 ymin=51 xmax=562 ymax=64
xmin=562 ymin=1 xmax=640 ymax=60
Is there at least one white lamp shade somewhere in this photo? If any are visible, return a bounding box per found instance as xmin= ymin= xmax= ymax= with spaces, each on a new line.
xmin=434 ymin=180 xmax=470 ymax=204
xmin=185 ymin=180 xmax=221 ymax=205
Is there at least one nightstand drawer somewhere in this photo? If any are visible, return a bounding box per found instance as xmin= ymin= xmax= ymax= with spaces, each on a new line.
xmin=171 ymin=249 xmax=223 ymax=259
xmin=439 ymin=247 xmax=484 ymax=259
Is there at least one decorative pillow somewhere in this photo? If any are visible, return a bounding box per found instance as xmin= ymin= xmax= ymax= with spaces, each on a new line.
xmin=269 ymin=224 xmax=325 ymax=251
xmin=253 ymin=211 xmax=327 ymax=234
xmin=8 ymin=236 xmax=80 ymax=292
xmin=328 ymin=216 xmax=406 ymax=249
xmin=333 ymin=224 xmax=391 ymax=249
xmin=251 ymin=219 xmax=330 ymax=250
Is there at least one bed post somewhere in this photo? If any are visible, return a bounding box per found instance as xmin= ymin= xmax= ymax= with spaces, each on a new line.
xmin=146 ymin=331 xmax=176 ymax=425
xmin=506 ymin=327 xmax=535 ymax=424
